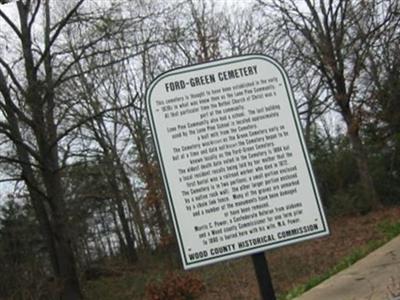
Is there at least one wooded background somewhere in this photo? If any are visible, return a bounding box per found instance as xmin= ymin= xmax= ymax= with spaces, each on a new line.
xmin=0 ymin=0 xmax=399 ymax=299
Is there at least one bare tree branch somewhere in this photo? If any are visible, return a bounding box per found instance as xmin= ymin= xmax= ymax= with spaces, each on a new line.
xmin=34 ymin=0 xmax=85 ymax=72
xmin=0 ymin=4 xmax=22 ymax=38
xmin=53 ymin=96 xmax=137 ymax=148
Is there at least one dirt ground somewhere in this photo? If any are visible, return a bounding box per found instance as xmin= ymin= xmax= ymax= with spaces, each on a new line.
xmin=194 ymin=207 xmax=400 ymax=300
xmin=84 ymin=207 xmax=400 ymax=300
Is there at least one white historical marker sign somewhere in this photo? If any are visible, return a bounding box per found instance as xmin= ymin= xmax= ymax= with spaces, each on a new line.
xmin=146 ymin=54 xmax=329 ymax=269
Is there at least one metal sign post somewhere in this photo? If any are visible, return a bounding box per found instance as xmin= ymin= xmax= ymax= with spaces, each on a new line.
xmin=252 ymin=252 xmax=276 ymax=300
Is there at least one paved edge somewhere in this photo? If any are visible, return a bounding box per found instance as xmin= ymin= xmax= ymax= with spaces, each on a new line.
xmin=294 ymin=235 xmax=400 ymax=300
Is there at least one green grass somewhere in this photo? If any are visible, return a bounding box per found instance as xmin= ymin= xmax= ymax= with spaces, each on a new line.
xmin=280 ymin=220 xmax=400 ymax=300
xmin=378 ymin=220 xmax=400 ymax=240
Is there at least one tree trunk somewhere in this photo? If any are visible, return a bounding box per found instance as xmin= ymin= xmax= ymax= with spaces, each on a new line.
xmin=347 ymin=127 xmax=380 ymax=209
xmin=342 ymin=106 xmax=381 ymax=210
xmin=40 ymin=146 xmax=83 ymax=300
xmin=115 ymin=197 xmax=138 ymax=262
xmin=111 ymin=208 xmax=128 ymax=256
xmin=14 ymin=2 xmax=84 ymax=298
xmin=100 ymin=211 xmax=115 ymax=256
xmin=83 ymin=239 xmax=92 ymax=266
xmin=0 ymin=68 xmax=82 ymax=299
xmin=117 ymin=160 xmax=148 ymax=249
xmin=133 ymin=122 xmax=170 ymax=240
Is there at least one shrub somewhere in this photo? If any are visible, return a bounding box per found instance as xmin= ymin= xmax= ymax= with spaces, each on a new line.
xmin=145 ymin=271 xmax=205 ymax=300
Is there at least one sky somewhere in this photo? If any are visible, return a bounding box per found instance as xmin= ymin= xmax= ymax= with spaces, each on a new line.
xmin=0 ymin=1 xmax=19 ymax=204
xmin=0 ymin=0 xmax=256 ymax=204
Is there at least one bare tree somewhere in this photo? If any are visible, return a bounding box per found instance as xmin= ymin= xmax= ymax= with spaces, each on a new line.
xmin=262 ymin=0 xmax=399 ymax=208
xmin=162 ymin=0 xmax=223 ymax=65
xmin=0 ymin=1 xmax=86 ymax=298
xmin=0 ymin=0 xmax=145 ymax=297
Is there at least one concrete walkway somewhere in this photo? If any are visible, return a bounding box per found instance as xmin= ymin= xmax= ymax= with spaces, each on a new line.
xmin=295 ymin=235 xmax=400 ymax=300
